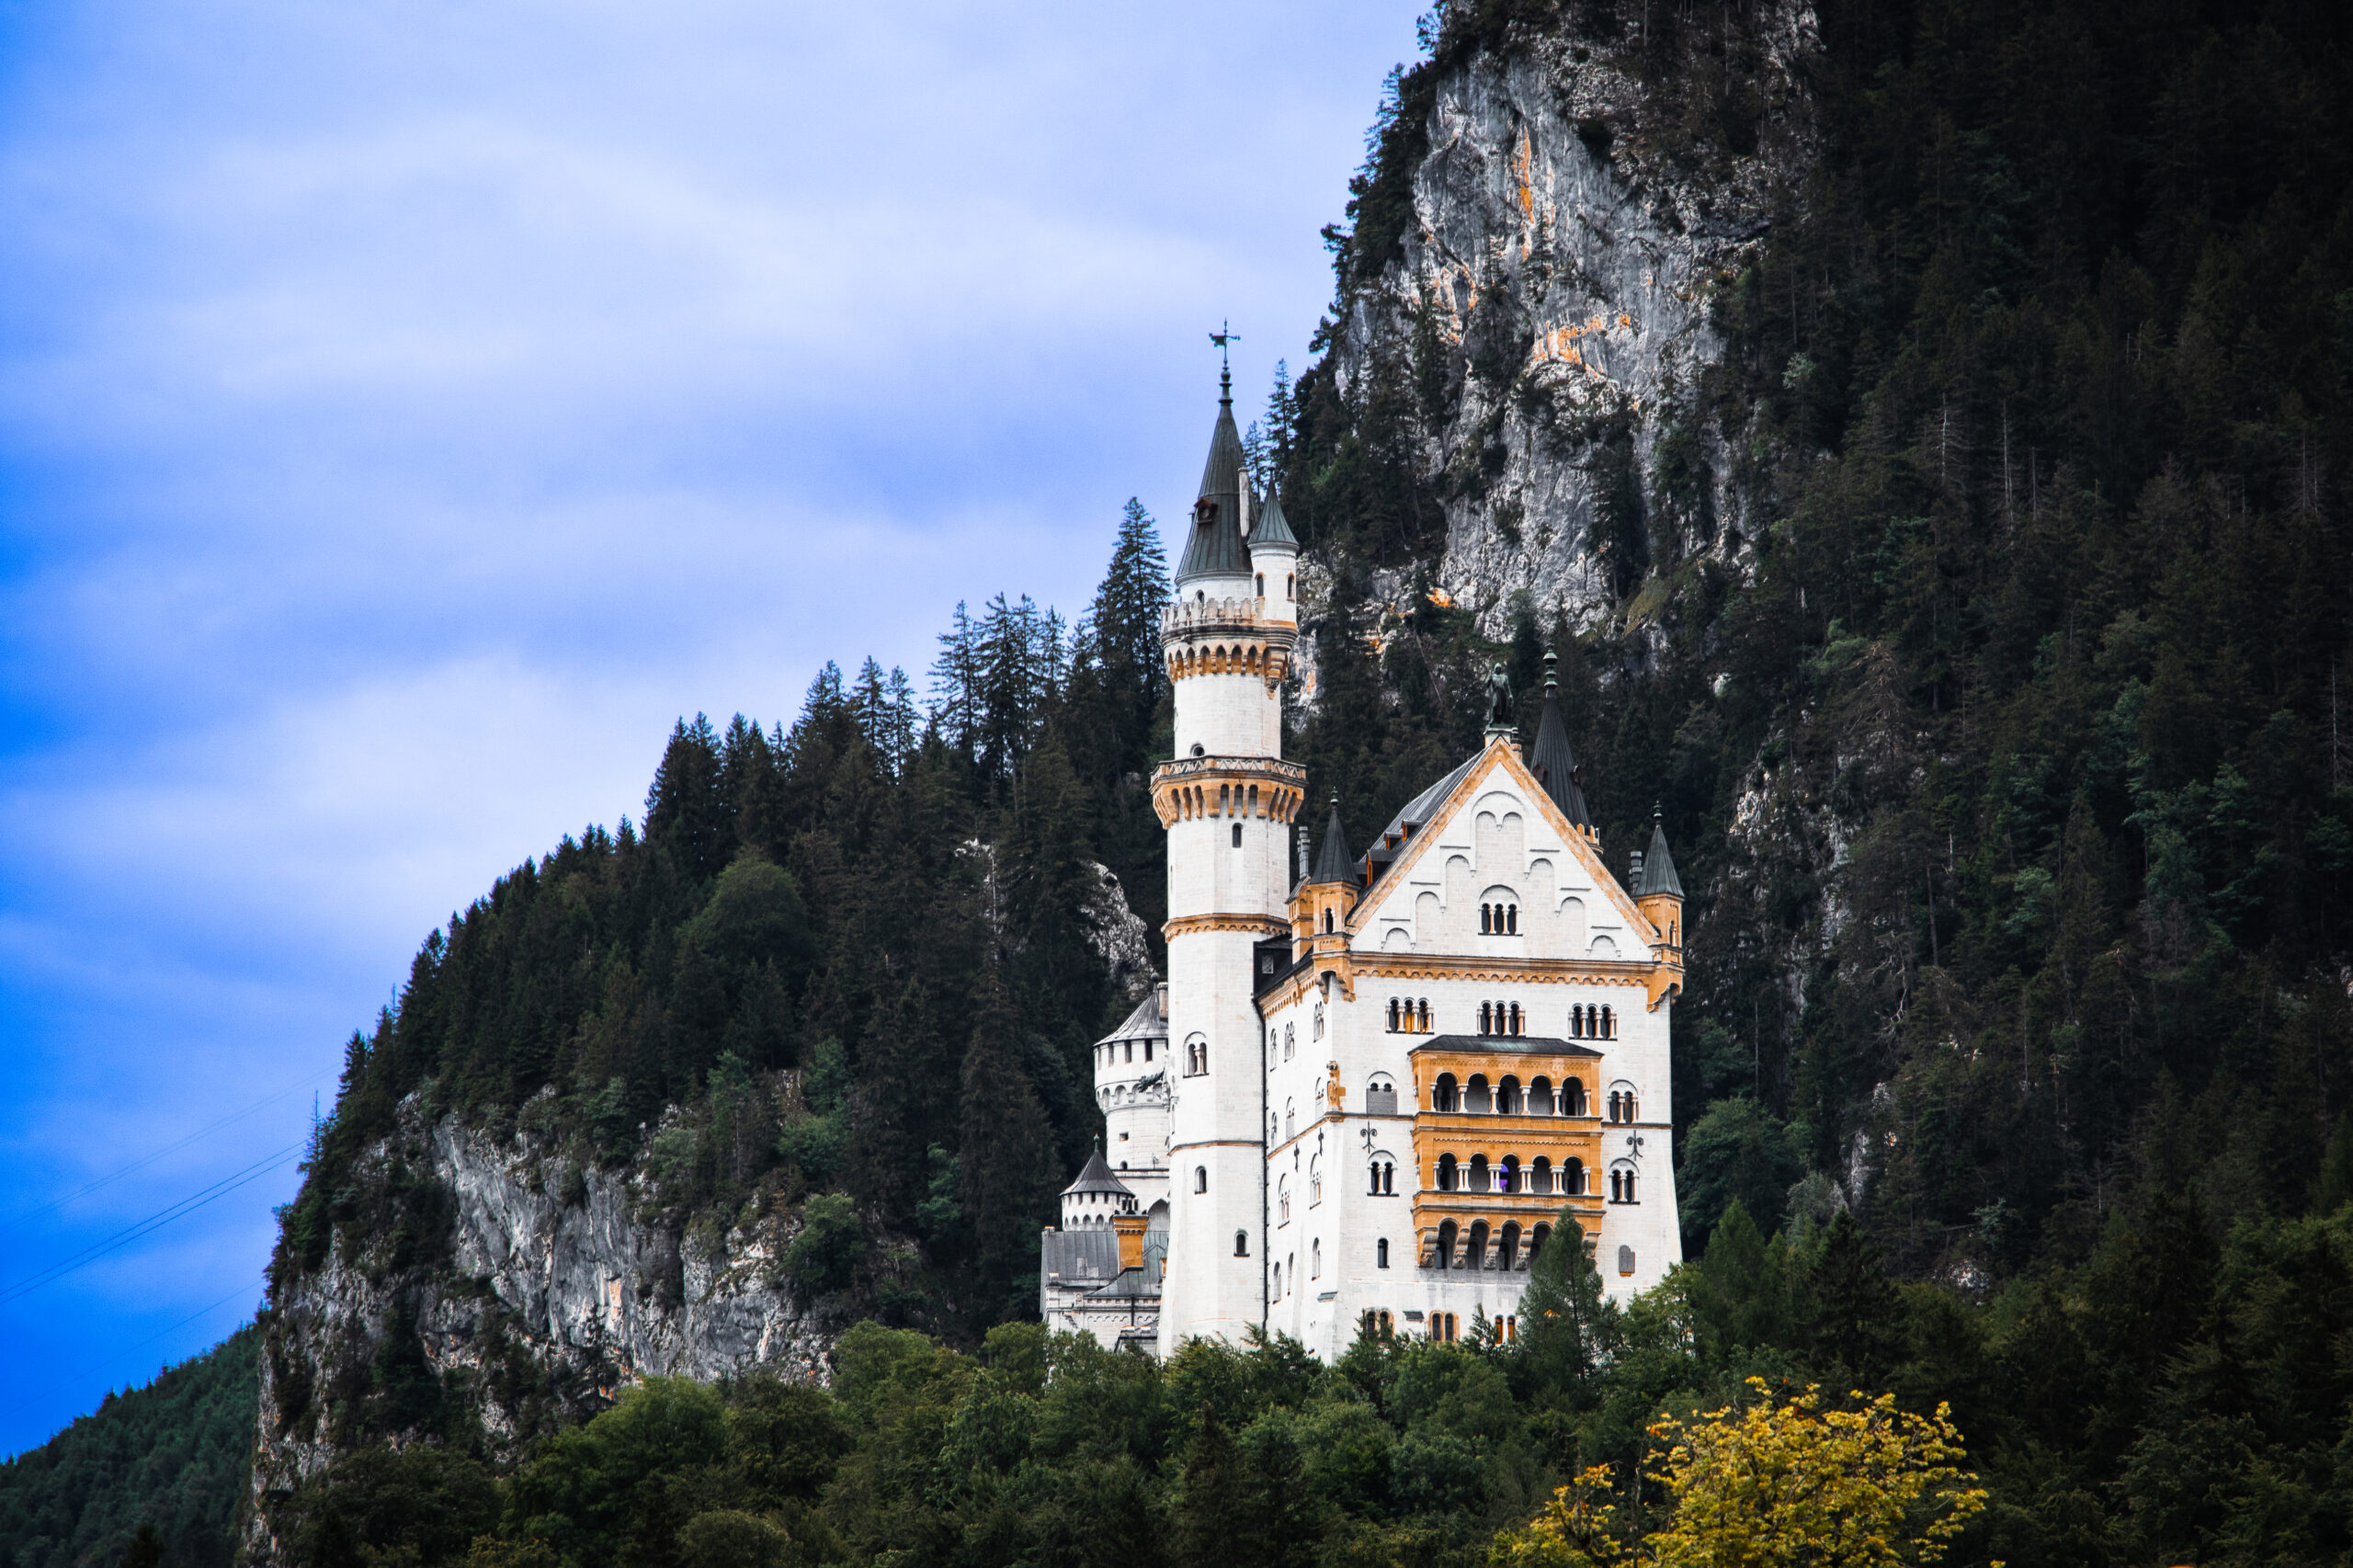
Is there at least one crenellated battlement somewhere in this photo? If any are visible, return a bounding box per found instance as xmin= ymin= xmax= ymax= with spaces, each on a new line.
xmin=1150 ymin=755 xmax=1308 ymax=828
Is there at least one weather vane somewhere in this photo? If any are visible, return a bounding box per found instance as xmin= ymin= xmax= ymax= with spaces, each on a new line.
xmin=1210 ymin=320 xmax=1239 ymax=400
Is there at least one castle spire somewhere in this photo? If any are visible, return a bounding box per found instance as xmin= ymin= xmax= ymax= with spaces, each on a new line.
xmin=1309 ymin=794 xmax=1356 ymax=884
xmin=1636 ymin=804 xmax=1683 ymax=897
xmin=1529 ymin=647 xmax=1593 ymax=829
xmin=1175 ymin=351 xmax=1252 ymax=587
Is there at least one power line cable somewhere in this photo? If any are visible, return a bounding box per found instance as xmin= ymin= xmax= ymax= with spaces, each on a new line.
xmin=0 ymin=1143 xmax=301 ymax=1309
xmin=18 ymin=1278 xmax=263 ymax=1419
xmin=3 ymin=1067 xmax=333 ymax=1240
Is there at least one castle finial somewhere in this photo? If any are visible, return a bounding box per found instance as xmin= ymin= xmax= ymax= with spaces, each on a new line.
xmin=1544 ymin=645 xmax=1559 ymax=693
xmin=1209 ymin=321 xmax=1239 ymax=404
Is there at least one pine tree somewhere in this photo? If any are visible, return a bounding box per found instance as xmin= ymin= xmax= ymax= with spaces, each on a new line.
xmin=645 ymin=715 xmax=733 ymax=883
xmin=957 ymin=968 xmax=1059 ymax=1318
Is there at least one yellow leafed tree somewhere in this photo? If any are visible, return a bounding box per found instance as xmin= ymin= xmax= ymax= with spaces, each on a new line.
xmin=1491 ymin=1380 xmax=1991 ymax=1568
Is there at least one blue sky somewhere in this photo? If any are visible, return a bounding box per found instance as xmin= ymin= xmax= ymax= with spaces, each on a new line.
xmin=0 ymin=0 xmax=1426 ymax=1455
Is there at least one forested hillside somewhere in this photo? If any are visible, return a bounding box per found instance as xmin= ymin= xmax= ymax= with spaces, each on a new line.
xmin=0 ymin=1326 xmax=256 ymax=1568
xmin=167 ymin=0 xmax=2353 ymax=1562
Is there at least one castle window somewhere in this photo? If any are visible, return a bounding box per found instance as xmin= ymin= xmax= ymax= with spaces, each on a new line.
xmin=1571 ymin=1005 xmax=1585 ymax=1039
xmin=1195 ymin=1166 xmax=1208 ymax=1193
xmin=1312 ymin=1239 xmax=1321 ymax=1278
xmin=1602 ymin=1006 xmax=1614 ymax=1038
xmin=1499 ymin=1155 xmax=1520 ymax=1193
xmin=1618 ymin=1245 xmax=1636 ymax=1277
xmin=1256 ymin=573 xmax=1265 ymax=596
xmin=1509 ymin=1002 xmax=1523 ymax=1036
xmin=1479 ymin=1001 xmax=1493 ymax=1034
xmin=1480 ymin=903 xmax=1492 ymax=934
xmin=1531 ymin=1156 xmax=1552 ymax=1194
xmin=1563 ymin=1079 xmax=1586 ymax=1117
xmin=1123 ymin=1041 xmax=1132 ymax=1063
xmin=1432 ymin=1074 xmax=1458 ymax=1113
xmin=1416 ymin=998 xmax=1431 ymax=1031
xmin=1436 ymin=1219 xmax=1457 ymax=1268
xmin=1279 ymin=1176 xmax=1291 ymax=1222
xmin=1436 ymin=1153 xmax=1458 ymax=1191
xmin=1313 ymin=1001 xmax=1324 ymax=1040
xmin=1285 ymin=1099 xmax=1295 ymax=1140
xmin=1232 ymin=823 xmax=1243 ymax=847
xmin=1500 ymin=1221 xmax=1521 ymax=1270
xmin=1529 ymin=1075 xmax=1552 ymax=1116
xmin=1322 ymin=910 xmax=1334 ymax=933
xmin=1310 ymin=1158 xmax=1323 ymax=1206
xmin=1367 ymin=1075 xmax=1397 ymax=1115
xmin=1563 ymin=1157 xmax=1585 ymax=1196
xmin=1466 ymin=1074 xmax=1492 ymax=1114
xmin=1466 ymin=1220 xmax=1489 ymax=1268
xmin=1284 ymin=1024 xmax=1294 ymax=1061
xmin=1234 ymin=1230 xmax=1247 ymax=1256
xmin=1506 ymin=903 xmax=1518 ymax=934
xmin=1609 ymin=1165 xmax=1638 ymax=1203
xmin=1468 ymin=1154 xmax=1490 ymax=1191
xmin=1272 ymin=1262 xmax=1281 ymax=1297
xmin=1143 ymin=1041 xmax=1153 ymax=1062
xmin=1286 ymin=574 xmax=1294 ymax=597
xmin=1388 ymin=997 xmax=1400 ymax=1031
xmin=1497 ymin=1075 xmax=1521 ymax=1115
xmin=1530 ymin=1222 xmax=1552 ymax=1257
xmin=1377 ymin=1238 xmax=1390 ymax=1268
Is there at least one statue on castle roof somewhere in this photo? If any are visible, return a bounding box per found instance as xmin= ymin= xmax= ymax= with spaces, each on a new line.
xmin=1483 ymin=663 xmax=1515 ymax=732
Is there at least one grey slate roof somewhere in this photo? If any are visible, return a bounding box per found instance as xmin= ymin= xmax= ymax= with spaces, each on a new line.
xmin=1063 ymin=1148 xmax=1134 ymax=1199
xmin=1528 ymin=653 xmax=1592 ymax=828
xmin=1098 ymin=986 xmax=1166 ymax=1048
xmin=1309 ymin=797 xmax=1357 ymax=884
xmin=1406 ymin=1034 xmax=1605 ymax=1057
xmin=1250 ymin=487 xmax=1298 ymax=551
xmin=1636 ymin=810 xmax=1684 ymax=897
xmin=1175 ymin=393 xmax=1252 ymax=585
xmin=1040 ymin=1229 xmax=1122 ymax=1286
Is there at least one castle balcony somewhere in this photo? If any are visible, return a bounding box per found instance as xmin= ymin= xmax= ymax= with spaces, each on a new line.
xmin=1150 ymin=755 xmax=1307 ymax=828
xmin=1162 ymin=595 xmax=1287 ymax=639
xmin=1161 ymin=597 xmax=1296 ymax=683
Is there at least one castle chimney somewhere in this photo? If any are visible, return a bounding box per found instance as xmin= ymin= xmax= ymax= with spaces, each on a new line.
xmin=1631 ymin=847 xmax=1645 ymax=884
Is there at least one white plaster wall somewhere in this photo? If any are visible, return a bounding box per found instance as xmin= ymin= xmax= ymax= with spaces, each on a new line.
xmin=1171 ymin=669 xmax=1285 ymax=759
xmin=1251 ymin=547 xmax=1298 ymax=626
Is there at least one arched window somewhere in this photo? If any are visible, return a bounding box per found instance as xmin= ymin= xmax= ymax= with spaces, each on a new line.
xmin=1509 ymin=1002 xmax=1523 ymax=1036
xmin=1284 ymin=1099 xmax=1296 ymax=1139
xmin=1506 ymin=903 xmax=1518 ymax=934
xmin=1312 ymin=1239 xmax=1321 ymax=1278
xmin=1279 ymin=1176 xmax=1291 ymax=1222
xmin=1531 ymin=1222 xmax=1551 ymax=1257
xmin=1480 ymin=903 xmax=1490 ymax=934
xmin=1256 ymin=572 xmax=1265 ymax=596
xmin=1500 ymin=1221 xmax=1522 ymax=1271
xmin=1466 ymin=1074 xmax=1492 ymax=1114
xmin=1602 ymin=1006 xmax=1614 ymax=1038
xmin=1497 ymin=1075 xmax=1521 ymax=1115
xmin=1313 ymin=1001 xmax=1324 ymax=1040
xmin=1563 ymin=1157 xmax=1585 ymax=1196
xmin=1529 ymin=1075 xmax=1553 ymax=1116
xmin=1468 ymin=1153 xmax=1490 ymax=1191
xmin=1478 ymin=1000 xmax=1491 ymax=1034
xmin=1272 ymin=1262 xmax=1282 ymax=1298
xmin=1499 ymin=1155 xmax=1520 ymax=1193
xmin=1286 ymin=574 xmax=1294 ymax=597
xmin=1377 ymin=1237 xmax=1390 ymax=1268
xmin=1284 ymin=1024 xmax=1295 ymax=1061
xmin=1310 ymin=1158 xmax=1323 ymax=1207
xmin=1367 ymin=1075 xmax=1397 ymax=1115
xmin=1466 ymin=1220 xmax=1489 ymax=1270
xmin=1322 ymin=909 xmax=1334 ymax=933
xmin=1618 ymin=1244 xmax=1636 ymax=1277
xmin=1194 ymin=1165 xmax=1208 ymax=1193
xmin=1268 ymin=1113 xmax=1278 ymax=1141
xmin=1433 ymin=1074 xmax=1459 ymax=1113
xmin=1436 ymin=1153 xmax=1458 ymax=1191
xmin=1416 ymin=998 xmax=1431 ymax=1031
xmin=1185 ymin=1035 xmax=1208 ymax=1076
xmin=1233 ymin=1230 xmax=1248 ymax=1256
xmin=1436 ymin=1220 xmax=1457 ymax=1270
xmin=1231 ymin=823 xmax=1243 ymax=847
xmin=1387 ymin=997 xmax=1401 ymax=1031
xmin=1531 ymin=1156 xmax=1552 ymax=1194
xmin=1563 ymin=1078 xmax=1586 ymax=1117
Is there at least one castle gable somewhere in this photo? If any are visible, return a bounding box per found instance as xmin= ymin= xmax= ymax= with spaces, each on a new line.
xmin=1350 ymin=743 xmax=1654 ymax=960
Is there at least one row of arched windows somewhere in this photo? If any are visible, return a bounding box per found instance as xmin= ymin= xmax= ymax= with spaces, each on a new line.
xmin=1571 ymin=1004 xmax=1616 ymax=1039
xmin=1431 ymin=1219 xmax=1553 ymax=1272
xmin=1609 ymin=1168 xmax=1641 ymax=1202
xmin=1480 ymin=902 xmax=1519 ymax=934
xmin=1367 ymin=1160 xmax=1396 ymax=1194
xmin=1607 ymin=1089 xmax=1639 ymax=1122
xmin=1435 ymin=1153 xmax=1586 ymax=1195
xmin=1386 ymin=997 xmax=1433 ymax=1032
xmin=1430 ymin=1073 xmax=1588 ymax=1117
xmin=1479 ymin=1001 xmax=1525 ymax=1036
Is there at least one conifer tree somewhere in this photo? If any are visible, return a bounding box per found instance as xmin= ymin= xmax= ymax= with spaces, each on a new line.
xmin=645 ymin=714 xmax=733 ymax=883
xmin=957 ymin=968 xmax=1058 ymax=1316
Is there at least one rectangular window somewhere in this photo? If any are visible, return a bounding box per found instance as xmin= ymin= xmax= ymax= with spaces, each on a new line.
xmin=1231 ymin=823 xmax=1243 ymax=847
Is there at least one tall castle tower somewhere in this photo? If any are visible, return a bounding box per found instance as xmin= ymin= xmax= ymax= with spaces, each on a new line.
xmin=1152 ymin=365 xmax=1304 ymax=1352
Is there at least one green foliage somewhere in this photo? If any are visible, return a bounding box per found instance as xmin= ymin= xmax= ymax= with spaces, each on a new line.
xmin=784 ymin=1195 xmax=867 ymax=1301
xmin=1674 ymin=1097 xmax=1805 ymax=1249
xmin=0 ymin=1327 xmax=257 ymax=1568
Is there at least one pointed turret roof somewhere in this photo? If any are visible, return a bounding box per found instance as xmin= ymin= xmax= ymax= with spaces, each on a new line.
xmin=1250 ymin=486 xmax=1298 ymax=551
xmin=1176 ymin=380 xmax=1252 ymax=585
xmin=1528 ymin=648 xmax=1592 ymax=829
xmin=1636 ymin=807 xmax=1683 ymax=897
xmin=1063 ymin=1146 xmax=1134 ymax=1199
xmin=1309 ymin=795 xmax=1357 ymax=884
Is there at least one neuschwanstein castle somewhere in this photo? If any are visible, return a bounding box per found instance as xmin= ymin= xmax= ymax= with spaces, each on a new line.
xmin=1040 ymin=370 xmax=1686 ymax=1359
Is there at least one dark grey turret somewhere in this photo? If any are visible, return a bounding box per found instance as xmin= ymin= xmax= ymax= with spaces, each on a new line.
xmin=1309 ymin=795 xmax=1357 ymax=884
xmin=1636 ymin=806 xmax=1683 ymax=897
xmin=1529 ymin=648 xmax=1592 ymax=830
xmin=1175 ymin=369 xmax=1252 ymax=587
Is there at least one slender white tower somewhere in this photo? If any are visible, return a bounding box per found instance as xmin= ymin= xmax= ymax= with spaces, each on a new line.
xmin=1154 ymin=363 xmax=1304 ymax=1351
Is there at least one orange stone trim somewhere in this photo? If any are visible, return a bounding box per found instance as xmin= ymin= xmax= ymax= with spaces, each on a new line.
xmin=1150 ymin=756 xmax=1307 ymax=828
xmin=1162 ymin=914 xmax=1290 ymax=941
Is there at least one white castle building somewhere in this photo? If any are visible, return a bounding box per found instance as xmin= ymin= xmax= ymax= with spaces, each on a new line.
xmin=1040 ymin=369 xmax=1685 ymax=1357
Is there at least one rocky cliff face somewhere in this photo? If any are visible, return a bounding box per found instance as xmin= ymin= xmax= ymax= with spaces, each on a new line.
xmin=1321 ymin=8 xmax=1816 ymax=636
xmin=246 ymin=1098 xmax=832 ymax=1562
